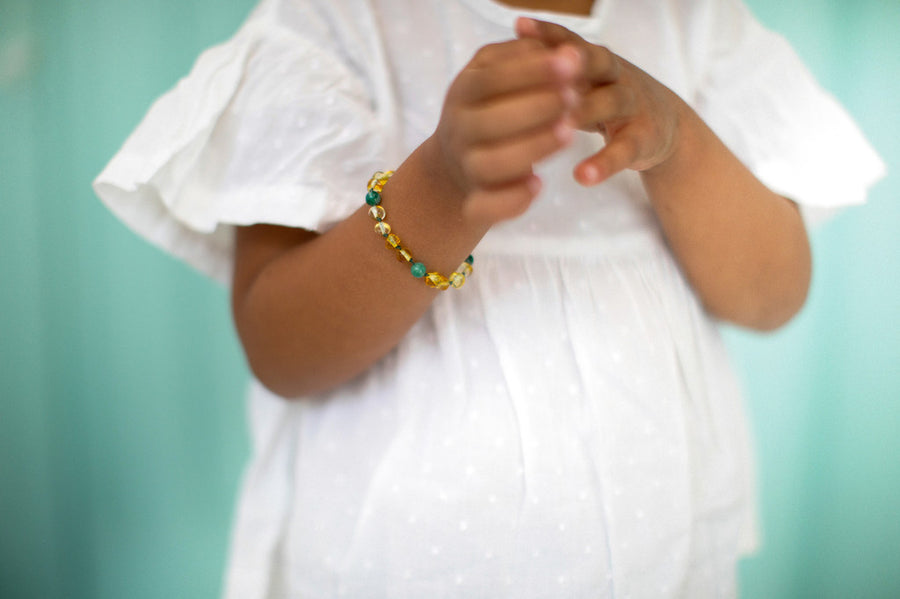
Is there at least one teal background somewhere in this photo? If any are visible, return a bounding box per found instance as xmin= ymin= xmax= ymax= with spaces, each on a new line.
xmin=0 ymin=0 xmax=897 ymax=597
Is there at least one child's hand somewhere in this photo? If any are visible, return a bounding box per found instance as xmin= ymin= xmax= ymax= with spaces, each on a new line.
xmin=515 ymin=17 xmax=683 ymax=186
xmin=432 ymin=38 xmax=582 ymax=225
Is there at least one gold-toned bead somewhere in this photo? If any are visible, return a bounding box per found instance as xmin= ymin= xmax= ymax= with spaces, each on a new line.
xmin=367 ymin=171 xmax=387 ymax=190
xmin=385 ymin=234 xmax=401 ymax=248
xmin=367 ymin=171 xmax=393 ymax=190
xmin=458 ymin=262 xmax=473 ymax=277
xmin=368 ymin=205 xmax=386 ymax=220
xmin=425 ymin=272 xmax=450 ymax=290
xmin=449 ymin=272 xmax=466 ymax=288
xmin=374 ymin=221 xmax=391 ymax=236
xmin=396 ymin=248 xmax=412 ymax=263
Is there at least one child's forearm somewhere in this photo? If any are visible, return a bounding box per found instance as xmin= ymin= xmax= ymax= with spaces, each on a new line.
xmin=232 ymin=139 xmax=487 ymax=398
xmin=641 ymin=100 xmax=811 ymax=331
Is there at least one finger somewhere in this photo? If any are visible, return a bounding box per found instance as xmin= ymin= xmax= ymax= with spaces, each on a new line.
xmin=516 ymin=17 xmax=620 ymax=85
xmin=574 ymin=128 xmax=642 ymax=185
xmin=470 ymin=37 xmax=544 ymax=67
xmin=462 ymin=119 xmax=575 ymax=187
xmin=460 ymin=86 xmax=578 ymax=144
xmin=463 ymin=175 xmax=543 ymax=224
xmin=458 ymin=45 xmax=581 ymax=104
xmin=572 ymin=83 xmax=635 ymax=130
xmin=515 ymin=17 xmax=582 ymax=46
xmin=582 ymin=45 xmax=621 ymax=85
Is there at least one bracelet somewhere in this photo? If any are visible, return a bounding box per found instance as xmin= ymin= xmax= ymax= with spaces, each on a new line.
xmin=365 ymin=170 xmax=474 ymax=290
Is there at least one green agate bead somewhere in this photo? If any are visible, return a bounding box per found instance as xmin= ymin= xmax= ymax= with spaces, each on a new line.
xmin=365 ymin=190 xmax=381 ymax=206
xmin=411 ymin=262 xmax=427 ymax=278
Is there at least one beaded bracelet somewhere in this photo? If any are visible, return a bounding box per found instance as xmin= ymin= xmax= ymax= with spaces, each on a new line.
xmin=365 ymin=170 xmax=474 ymax=290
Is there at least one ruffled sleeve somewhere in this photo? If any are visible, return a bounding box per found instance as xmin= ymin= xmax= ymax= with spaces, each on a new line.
xmin=692 ymin=0 xmax=885 ymax=225
xmin=93 ymin=7 xmax=396 ymax=284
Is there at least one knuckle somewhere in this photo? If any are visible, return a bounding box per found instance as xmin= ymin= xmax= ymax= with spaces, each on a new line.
xmin=594 ymin=46 xmax=619 ymax=78
xmin=472 ymin=43 xmax=502 ymax=67
xmin=475 ymin=43 xmax=501 ymax=62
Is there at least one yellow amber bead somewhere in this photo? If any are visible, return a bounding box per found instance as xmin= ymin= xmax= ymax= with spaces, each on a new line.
xmin=368 ymin=171 xmax=393 ymax=190
xmin=396 ymin=248 xmax=412 ymax=263
xmin=385 ymin=234 xmax=401 ymax=248
xmin=458 ymin=262 xmax=473 ymax=277
xmin=367 ymin=171 xmax=385 ymax=189
xmin=374 ymin=221 xmax=391 ymax=236
xmin=449 ymin=272 xmax=466 ymax=288
xmin=368 ymin=205 xmax=386 ymax=220
xmin=425 ymin=272 xmax=450 ymax=290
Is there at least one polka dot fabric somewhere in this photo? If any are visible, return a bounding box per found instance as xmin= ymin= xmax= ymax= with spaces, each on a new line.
xmin=93 ymin=0 xmax=884 ymax=597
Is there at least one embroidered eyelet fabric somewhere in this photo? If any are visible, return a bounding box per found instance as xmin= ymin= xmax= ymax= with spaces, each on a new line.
xmin=93 ymin=0 xmax=884 ymax=597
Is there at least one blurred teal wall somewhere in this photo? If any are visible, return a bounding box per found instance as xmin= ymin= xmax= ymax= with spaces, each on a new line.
xmin=1 ymin=1 xmax=897 ymax=598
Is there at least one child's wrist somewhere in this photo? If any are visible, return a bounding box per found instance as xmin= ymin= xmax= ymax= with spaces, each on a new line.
xmin=376 ymin=140 xmax=490 ymax=274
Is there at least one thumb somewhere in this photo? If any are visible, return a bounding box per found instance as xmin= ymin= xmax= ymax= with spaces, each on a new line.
xmin=515 ymin=17 xmax=582 ymax=46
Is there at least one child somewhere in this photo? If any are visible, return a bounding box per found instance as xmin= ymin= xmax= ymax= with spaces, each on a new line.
xmin=94 ymin=0 xmax=884 ymax=596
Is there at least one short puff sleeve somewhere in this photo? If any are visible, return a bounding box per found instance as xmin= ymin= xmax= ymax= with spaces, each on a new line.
xmin=93 ymin=15 xmax=393 ymax=284
xmin=692 ymin=0 xmax=885 ymax=226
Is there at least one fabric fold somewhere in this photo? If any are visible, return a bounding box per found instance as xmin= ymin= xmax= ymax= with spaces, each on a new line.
xmin=693 ymin=0 xmax=886 ymax=225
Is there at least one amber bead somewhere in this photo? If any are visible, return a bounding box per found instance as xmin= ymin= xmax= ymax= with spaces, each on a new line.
xmin=458 ymin=262 xmax=473 ymax=278
xmin=374 ymin=221 xmax=391 ymax=236
xmin=367 ymin=170 xmax=393 ymax=190
xmin=425 ymin=272 xmax=450 ymax=290
xmin=396 ymin=248 xmax=412 ymax=263
xmin=449 ymin=272 xmax=466 ymax=288
xmin=367 ymin=171 xmax=386 ymax=190
xmin=385 ymin=234 xmax=401 ymax=248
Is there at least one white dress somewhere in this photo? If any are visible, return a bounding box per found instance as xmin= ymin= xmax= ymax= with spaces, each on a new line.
xmin=93 ymin=0 xmax=884 ymax=597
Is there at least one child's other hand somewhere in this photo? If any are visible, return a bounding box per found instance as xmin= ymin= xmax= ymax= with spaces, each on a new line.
xmin=515 ymin=17 xmax=683 ymax=186
xmin=433 ymin=38 xmax=582 ymax=225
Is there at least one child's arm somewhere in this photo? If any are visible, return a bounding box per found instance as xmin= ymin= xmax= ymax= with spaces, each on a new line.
xmin=232 ymin=39 xmax=581 ymax=398
xmin=517 ymin=18 xmax=811 ymax=331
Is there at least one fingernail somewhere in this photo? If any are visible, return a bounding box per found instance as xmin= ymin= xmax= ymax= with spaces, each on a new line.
xmin=527 ymin=175 xmax=543 ymax=196
xmin=551 ymin=57 xmax=574 ymax=79
xmin=554 ymin=120 xmax=574 ymax=143
xmin=516 ymin=17 xmax=537 ymax=34
xmin=579 ymin=164 xmax=600 ymax=185
xmin=552 ymin=49 xmax=579 ymax=79
xmin=560 ymin=46 xmax=582 ymax=70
